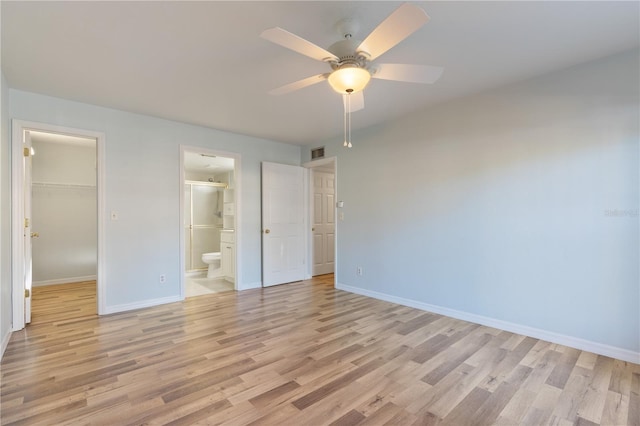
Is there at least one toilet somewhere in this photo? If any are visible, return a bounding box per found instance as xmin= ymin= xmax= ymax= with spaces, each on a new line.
xmin=201 ymin=252 xmax=221 ymax=278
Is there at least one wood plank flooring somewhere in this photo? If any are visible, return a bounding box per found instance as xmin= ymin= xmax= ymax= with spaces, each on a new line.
xmin=2 ymin=274 xmax=639 ymax=425
xmin=30 ymin=281 xmax=97 ymax=324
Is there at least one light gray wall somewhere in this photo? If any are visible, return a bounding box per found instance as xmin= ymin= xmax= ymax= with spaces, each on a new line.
xmin=1 ymin=71 xmax=12 ymax=353
xmin=31 ymin=140 xmax=97 ymax=283
xmin=304 ymin=50 xmax=639 ymax=356
xmin=32 ymin=140 xmax=96 ymax=185
xmin=9 ymin=90 xmax=300 ymax=310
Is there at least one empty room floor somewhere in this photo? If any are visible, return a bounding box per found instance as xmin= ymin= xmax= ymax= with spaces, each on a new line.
xmin=1 ymin=274 xmax=638 ymax=425
xmin=30 ymin=280 xmax=97 ymax=324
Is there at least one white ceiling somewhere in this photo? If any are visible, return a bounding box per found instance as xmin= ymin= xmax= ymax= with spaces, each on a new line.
xmin=184 ymin=151 xmax=235 ymax=175
xmin=2 ymin=1 xmax=638 ymax=146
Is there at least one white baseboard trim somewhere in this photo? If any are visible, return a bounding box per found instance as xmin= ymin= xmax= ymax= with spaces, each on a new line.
xmin=237 ymin=281 xmax=261 ymax=291
xmin=33 ymin=275 xmax=97 ymax=287
xmin=336 ymin=282 xmax=640 ymax=365
xmin=103 ymin=295 xmax=182 ymax=315
xmin=1 ymin=329 xmax=12 ymax=360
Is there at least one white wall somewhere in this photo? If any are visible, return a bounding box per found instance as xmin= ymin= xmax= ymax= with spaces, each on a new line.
xmin=31 ymin=140 xmax=97 ymax=284
xmin=304 ymin=50 xmax=639 ymax=361
xmin=1 ymin=71 xmax=12 ymax=355
xmin=9 ymin=90 xmax=300 ymax=312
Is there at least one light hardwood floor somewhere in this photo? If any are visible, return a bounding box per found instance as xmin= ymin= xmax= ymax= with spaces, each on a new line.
xmin=1 ymin=275 xmax=638 ymax=425
xmin=30 ymin=281 xmax=97 ymax=324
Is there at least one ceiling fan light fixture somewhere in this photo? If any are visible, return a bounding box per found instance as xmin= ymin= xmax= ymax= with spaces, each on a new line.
xmin=327 ymin=66 xmax=371 ymax=94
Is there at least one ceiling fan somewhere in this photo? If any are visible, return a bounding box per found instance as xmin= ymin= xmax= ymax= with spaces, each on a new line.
xmin=260 ymin=2 xmax=444 ymax=114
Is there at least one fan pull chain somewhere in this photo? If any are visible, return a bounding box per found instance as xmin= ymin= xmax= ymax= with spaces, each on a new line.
xmin=346 ymin=90 xmax=353 ymax=148
xmin=343 ymin=95 xmax=348 ymax=147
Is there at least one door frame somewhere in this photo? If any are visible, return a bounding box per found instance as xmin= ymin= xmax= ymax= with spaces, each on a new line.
xmin=11 ymin=120 xmax=106 ymax=329
xmin=179 ymin=145 xmax=242 ymax=297
xmin=303 ymin=156 xmax=337 ymax=284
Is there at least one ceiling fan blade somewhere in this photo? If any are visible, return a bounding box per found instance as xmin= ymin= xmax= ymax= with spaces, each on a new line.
xmin=357 ymin=3 xmax=430 ymax=61
xmin=269 ymin=74 xmax=329 ymax=95
xmin=343 ymin=91 xmax=364 ymax=113
xmin=261 ymin=27 xmax=339 ymax=62
xmin=372 ymin=64 xmax=444 ymax=84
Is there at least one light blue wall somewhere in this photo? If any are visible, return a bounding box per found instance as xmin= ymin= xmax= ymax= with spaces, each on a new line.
xmin=305 ymin=50 xmax=639 ymax=356
xmin=1 ymin=71 xmax=12 ymax=352
xmin=9 ymin=90 xmax=300 ymax=310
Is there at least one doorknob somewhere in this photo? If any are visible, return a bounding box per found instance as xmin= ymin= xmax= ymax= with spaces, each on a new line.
xmin=312 ymin=227 xmax=315 ymax=231
xmin=30 ymin=232 xmax=39 ymax=238
xmin=264 ymin=229 xmax=270 ymax=234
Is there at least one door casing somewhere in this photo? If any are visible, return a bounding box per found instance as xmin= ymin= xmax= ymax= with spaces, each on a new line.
xmin=11 ymin=120 xmax=106 ymax=330
xmin=303 ymin=157 xmax=337 ymax=284
xmin=179 ymin=145 xmax=242 ymax=296
xmin=309 ymin=169 xmax=336 ymax=276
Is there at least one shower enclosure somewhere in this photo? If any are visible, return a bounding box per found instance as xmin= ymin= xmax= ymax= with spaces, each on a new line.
xmin=184 ymin=181 xmax=226 ymax=272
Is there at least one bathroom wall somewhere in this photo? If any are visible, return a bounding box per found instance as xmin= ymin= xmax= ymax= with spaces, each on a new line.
xmin=31 ymin=138 xmax=97 ymax=285
xmin=217 ymin=171 xmax=236 ymax=230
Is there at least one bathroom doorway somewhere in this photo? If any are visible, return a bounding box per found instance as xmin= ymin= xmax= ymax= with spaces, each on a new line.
xmin=180 ymin=147 xmax=239 ymax=298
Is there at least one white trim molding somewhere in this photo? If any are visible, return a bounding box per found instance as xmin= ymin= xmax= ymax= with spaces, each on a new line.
xmin=336 ymin=282 xmax=640 ymax=365
xmin=11 ymin=121 xmax=26 ymax=330
xmin=1 ymin=329 xmax=11 ymax=360
xmin=179 ymin=145 xmax=242 ymax=298
xmin=11 ymin=120 xmax=106 ymax=331
xmin=303 ymin=156 xmax=338 ymax=286
xmin=237 ymin=281 xmax=261 ymax=291
xmin=102 ymin=295 xmax=182 ymax=315
xmin=32 ymin=275 xmax=97 ymax=287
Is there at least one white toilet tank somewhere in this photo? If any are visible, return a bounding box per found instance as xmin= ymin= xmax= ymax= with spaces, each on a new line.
xmin=202 ymin=252 xmax=221 ymax=262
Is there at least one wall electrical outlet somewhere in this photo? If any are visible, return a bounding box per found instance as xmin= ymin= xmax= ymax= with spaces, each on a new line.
xmin=356 ymin=266 xmax=363 ymax=276
xmin=159 ymin=274 xmax=166 ymax=284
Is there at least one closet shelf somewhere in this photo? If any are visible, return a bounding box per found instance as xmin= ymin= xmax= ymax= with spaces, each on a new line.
xmin=32 ymin=182 xmax=96 ymax=189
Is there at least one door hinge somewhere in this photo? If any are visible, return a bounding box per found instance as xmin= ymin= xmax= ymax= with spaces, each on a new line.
xmin=23 ymin=147 xmax=30 ymax=157
xmin=24 ymin=218 xmax=30 ymax=228
xmin=25 ymin=289 xmax=30 ymax=298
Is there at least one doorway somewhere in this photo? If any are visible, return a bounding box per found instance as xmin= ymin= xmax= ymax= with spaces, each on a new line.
xmin=11 ymin=120 xmax=105 ymax=330
xmin=304 ymin=157 xmax=337 ymax=282
xmin=30 ymin=131 xmax=97 ymax=323
xmin=180 ymin=146 xmax=240 ymax=298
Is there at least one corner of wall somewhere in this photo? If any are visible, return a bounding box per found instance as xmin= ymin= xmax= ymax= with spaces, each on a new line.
xmin=0 ymin=69 xmax=14 ymax=359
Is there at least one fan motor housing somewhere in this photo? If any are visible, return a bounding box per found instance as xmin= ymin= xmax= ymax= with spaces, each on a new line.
xmin=328 ymin=39 xmax=369 ymax=70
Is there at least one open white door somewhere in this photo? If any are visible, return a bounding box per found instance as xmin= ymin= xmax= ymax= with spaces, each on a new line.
xmin=262 ymin=162 xmax=306 ymax=287
xmin=311 ymin=169 xmax=335 ymax=276
xmin=23 ymin=130 xmax=33 ymax=324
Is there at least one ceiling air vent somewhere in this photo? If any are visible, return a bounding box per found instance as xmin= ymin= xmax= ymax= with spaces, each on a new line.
xmin=311 ymin=147 xmax=325 ymax=160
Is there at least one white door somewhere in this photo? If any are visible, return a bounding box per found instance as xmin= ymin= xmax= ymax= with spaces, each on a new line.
xmin=312 ymin=170 xmax=335 ymax=276
xmin=262 ymin=162 xmax=306 ymax=287
xmin=23 ymin=130 xmax=33 ymax=324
